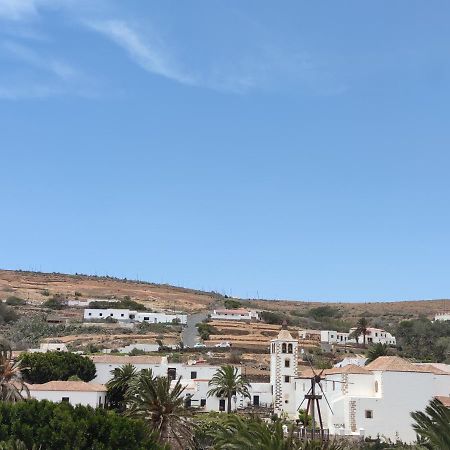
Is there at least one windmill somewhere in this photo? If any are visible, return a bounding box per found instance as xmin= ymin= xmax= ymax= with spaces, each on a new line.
xmin=297 ymin=359 xmax=349 ymax=441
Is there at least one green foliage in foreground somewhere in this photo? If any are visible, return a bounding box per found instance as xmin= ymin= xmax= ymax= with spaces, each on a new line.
xmin=0 ymin=399 xmax=159 ymax=450
xmin=411 ymin=398 xmax=450 ymax=449
xmin=19 ymin=351 xmax=96 ymax=383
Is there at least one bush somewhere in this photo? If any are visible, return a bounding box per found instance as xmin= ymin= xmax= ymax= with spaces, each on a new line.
xmin=19 ymin=351 xmax=96 ymax=383
xmin=224 ymin=299 xmax=242 ymax=310
xmin=0 ymin=400 xmax=157 ymax=450
xmin=74 ymin=291 xmax=82 ymax=297
xmin=308 ymin=306 xmax=342 ymax=321
xmin=0 ymin=303 xmax=17 ymax=324
xmin=259 ymin=310 xmax=286 ymax=325
xmin=42 ymin=294 xmax=66 ymax=310
xmin=5 ymin=296 xmax=25 ymax=306
xmin=197 ymin=323 xmax=217 ymax=340
xmin=40 ymin=289 xmax=50 ymax=297
xmin=89 ymin=298 xmax=148 ymax=311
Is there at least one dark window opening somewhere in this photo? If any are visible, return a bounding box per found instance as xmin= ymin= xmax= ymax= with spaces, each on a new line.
xmin=253 ymin=395 xmax=260 ymax=406
xmin=62 ymin=397 xmax=70 ymax=402
xmin=191 ymin=371 xmax=197 ymax=379
xmin=167 ymin=368 xmax=177 ymax=381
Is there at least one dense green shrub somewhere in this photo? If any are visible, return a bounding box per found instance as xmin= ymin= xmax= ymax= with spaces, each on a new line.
xmin=5 ymin=296 xmax=26 ymax=306
xmin=196 ymin=323 xmax=218 ymax=340
xmin=395 ymin=318 xmax=450 ymax=362
xmin=224 ymin=299 xmax=242 ymax=310
xmin=0 ymin=400 xmax=157 ymax=450
xmin=19 ymin=351 xmax=96 ymax=383
xmin=89 ymin=297 xmax=148 ymax=311
xmin=42 ymin=294 xmax=66 ymax=310
xmin=308 ymin=306 xmax=342 ymax=320
xmin=0 ymin=303 xmax=17 ymax=324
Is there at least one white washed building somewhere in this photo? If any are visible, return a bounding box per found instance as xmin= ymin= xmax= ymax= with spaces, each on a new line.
xmin=210 ymin=309 xmax=259 ymax=321
xmin=83 ymin=308 xmax=187 ymax=325
xmin=321 ymin=327 xmax=396 ymax=346
xmin=434 ymin=312 xmax=450 ymax=322
xmin=290 ymin=357 xmax=450 ymax=443
xmin=29 ymin=342 xmax=68 ymax=353
xmin=28 ymin=381 xmax=107 ymax=408
xmin=89 ymin=354 xmax=272 ymax=412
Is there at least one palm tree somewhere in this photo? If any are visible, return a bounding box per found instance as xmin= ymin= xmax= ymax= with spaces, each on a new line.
xmin=106 ymin=363 xmax=138 ymax=411
xmin=125 ymin=370 xmax=192 ymax=449
xmin=411 ymin=398 xmax=450 ymax=449
xmin=0 ymin=341 xmax=29 ymax=403
xmin=207 ymin=365 xmax=250 ymax=413
xmin=365 ymin=343 xmax=389 ymax=364
xmin=356 ymin=318 xmax=369 ymax=347
xmin=213 ymin=415 xmax=346 ymax=450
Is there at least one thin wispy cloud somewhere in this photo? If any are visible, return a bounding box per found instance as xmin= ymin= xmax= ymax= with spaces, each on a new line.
xmin=0 ymin=0 xmax=37 ymax=21
xmin=2 ymin=40 xmax=80 ymax=81
xmin=0 ymin=1 xmax=345 ymax=97
xmin=85 ymin=19 xmax=196 ymax=86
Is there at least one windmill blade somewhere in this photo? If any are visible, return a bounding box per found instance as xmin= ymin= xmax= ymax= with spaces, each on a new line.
xmin=322 ymin=377 xmax=354 ymax=385
xmin=306 ymin=356 xmax=318 ymax=377
xmin=297 ymin=386 xmax=312 ymax=411
xmin=318 ymin=382 xmax=333 ymax=414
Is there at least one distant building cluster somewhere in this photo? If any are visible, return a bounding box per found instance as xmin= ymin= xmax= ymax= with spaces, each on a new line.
xmin=320 ymin=327 xmax=396 ymax=346
xmin=83 ymin=308 xmax=187 ymax=325
xmin=434 ymin=312 xmax=450 ymax=322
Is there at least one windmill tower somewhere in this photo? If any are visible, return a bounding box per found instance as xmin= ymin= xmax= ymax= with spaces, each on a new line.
xmin=270 ymin=321 xmax=298 ymax=416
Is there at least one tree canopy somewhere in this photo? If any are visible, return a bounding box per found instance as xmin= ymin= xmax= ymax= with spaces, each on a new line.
xmin=0 ymin=399 xmax=159 ymax=450
xmin=19 ymin=351 xmax=96 ymax=383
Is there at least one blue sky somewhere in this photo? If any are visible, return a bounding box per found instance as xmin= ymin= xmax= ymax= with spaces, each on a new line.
xmin=1 ymin=1 xmax=450 ymax=302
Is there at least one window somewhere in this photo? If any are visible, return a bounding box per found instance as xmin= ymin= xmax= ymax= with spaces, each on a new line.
xmin=284 ymin=376 xmax=290 ymax=383
xmin=61 ymin=397 xmax=70 ymax=402
xmin=282 ymin=343 xmax=287 ymax=353
xmin=200 ymin=399 xmax=206 ymax=407
xmin=285 ymin=359 xmax=290 ymax=368
xmin=374 ymin=381 xmax=379 ymax=393
xmin=144 ymin=317 xmax=149 ymax=321
xmin=99 ymin=313 xmax=103 ymax=317
xmin=253 ymin=395 xmax=260 ymax=406
xmin=110 ymin=313 xmax=113 ymax=316
xmin=287 ymin=343 xmax=293 ymax=354
xmin=167 ymin=368 xmax=177 ymax=381
xmin=333 ymin=381 xmax=336 ymax=391
xmin=121 ymin=313 xmax=124 ymax=317
xmin=88 ymin=313 xmax=92 ymax=316
xmin=190 ymin=371 xmax=197 ymax=379
xmin=365 ymin=410 xmax=373 ymax=419
xmin=219 ymin=399 xmax=226 ymax=412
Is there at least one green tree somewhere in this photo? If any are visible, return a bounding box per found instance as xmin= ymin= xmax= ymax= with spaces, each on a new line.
xmin=125 ymin=370 xmax=192 ymax=449
xmin=356 ymin=317 xmax=369 ymax=347
xmin=224 ymin=299 xmax=242 ymax=310
xmin=106 ymin=363 xmax=138 ymax=411
xmin=411 ymin=398 xmax=450 ymax=449
xmin=0 ymin=399 xmax=159 ymax=450
xmin=19 ymin=351 xmax=96 ymax=383
xmin=207 ymin=365 xmax=250 ymax=413
xmin=365 ymin=343 xmax=390 ymax=364
xmin=0 ymin=341 xmax=29 ymax=402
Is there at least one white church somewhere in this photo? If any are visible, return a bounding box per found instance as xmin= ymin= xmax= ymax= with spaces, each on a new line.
xmin=268 ymin=323 xmax=450 ymax=443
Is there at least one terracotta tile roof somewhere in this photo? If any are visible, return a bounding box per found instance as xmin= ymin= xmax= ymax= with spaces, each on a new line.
xmin=28 ymin=381 xmax=106 ymax=392
xmin=435 ymin=396 xmax=450 ymax=407
xmin=326 ymin=365 xmax=372 ymax=375
xmin=297 ymin=365 xmax=371 ymax=378
xmin=90 ymin=355 xmax=163 ymax=364
xmin=366 ymin=356 xmax=449 ymax=374
xmin=274 ymin=329 xmax=296 ymax=341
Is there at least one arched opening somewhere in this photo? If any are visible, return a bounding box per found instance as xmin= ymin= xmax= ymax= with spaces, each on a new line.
xmin=282 ymin=343 xmax=287 ymax=353
xmin=375 ymin=381 xmax=379 ymax=393
xmin=287 ymin=343 xmax=293 ymax=354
